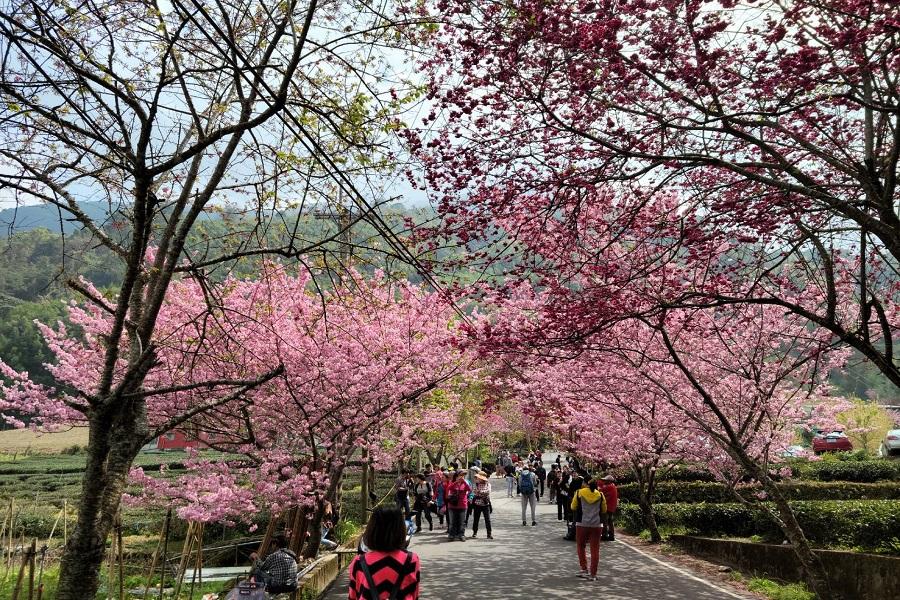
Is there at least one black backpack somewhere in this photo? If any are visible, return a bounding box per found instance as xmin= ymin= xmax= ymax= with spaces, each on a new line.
xmin=358 ymin=552 xmax=413 ymax=600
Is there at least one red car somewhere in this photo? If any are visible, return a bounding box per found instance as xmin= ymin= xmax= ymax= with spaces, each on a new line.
xmin=812 ymin=431 xmax=853 ymax=454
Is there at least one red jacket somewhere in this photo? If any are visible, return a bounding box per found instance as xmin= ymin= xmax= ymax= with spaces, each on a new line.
xmin=445 ymin=480 xmax=471 ymax=510
xmin=600 ymin=482 xmax=618 ymax=512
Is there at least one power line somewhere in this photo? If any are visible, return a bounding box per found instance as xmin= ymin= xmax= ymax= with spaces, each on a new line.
xmin=175 ymin=0 xmax=474 ymax=327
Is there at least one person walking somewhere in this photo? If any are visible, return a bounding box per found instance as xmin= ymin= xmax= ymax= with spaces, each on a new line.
xmin=411 ymin=474 xmax=434 ymax=533
xmin=394 ymin=470 xmax=412 ymax=518
xmin=535 ymin=462 xmax=547 ymax=500
xmin=470 ymin=471 xmax=493 ymax=539
xmin=445 ymin=470 xmax=471 ymax=541
xmin=556 ymin=467 xmax=571 ymax=521
xmin=348 ymin=505 xmax=420 ymax=600
xmin=600 ymin=475 xmax=618 ymax=541
xmin=571 ymin=477 xmax=607 ymax=581
xmin=434 ymin=471 xmax=448 ymax=529
xmin=504 ymin=463 xmax=516 ymax=497
xmin=547 ymin=465 xmax=560 ymax=503
xmin=519 ymin=465 xmax=538 ymax=526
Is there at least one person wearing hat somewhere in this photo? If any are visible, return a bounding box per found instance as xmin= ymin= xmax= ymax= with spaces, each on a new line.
xmin=469 ymin=471 xmax=493 ymax=539
xmin=600 ymin=475 xmax=618 ymax=541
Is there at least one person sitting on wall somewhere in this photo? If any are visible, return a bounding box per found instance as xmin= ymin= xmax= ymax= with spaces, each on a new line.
xmin=249 ymin=534 xmax=298 ymax=593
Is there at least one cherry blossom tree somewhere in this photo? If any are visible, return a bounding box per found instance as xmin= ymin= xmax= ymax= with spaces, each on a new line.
xmin=512 ymin=355 xmax=702 ymax=542
xmin=0 ymin=0 xmax=428 ymax=595
xmin=404 ymin=0 xmax=900 ymax=389
xmin=121 ymin=266 xmax=465 ymax=557
xmin=469 ymin=278 xmax=847 ymax=597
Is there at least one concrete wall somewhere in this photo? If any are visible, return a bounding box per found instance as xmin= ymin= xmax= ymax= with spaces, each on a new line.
xmin=296 ymin=533 xmax=363 ymax=599
xmin=670 ymin=535 xmax=900 ymax=599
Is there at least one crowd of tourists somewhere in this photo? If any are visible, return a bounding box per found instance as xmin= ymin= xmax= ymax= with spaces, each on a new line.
xmin=244 ymin=449 xmax=620 ymax=598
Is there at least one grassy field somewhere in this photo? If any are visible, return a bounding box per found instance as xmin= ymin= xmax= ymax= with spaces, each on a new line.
xmin=0 ymin=427 xmax=88 ymax=454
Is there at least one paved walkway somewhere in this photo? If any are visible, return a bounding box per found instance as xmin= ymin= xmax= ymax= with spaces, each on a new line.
xmin=324 ymin=462 xmax=752 ymax=599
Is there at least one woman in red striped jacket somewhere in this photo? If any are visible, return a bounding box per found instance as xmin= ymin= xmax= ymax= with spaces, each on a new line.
xmin=348 ymin=505 xmax=420 ymax=600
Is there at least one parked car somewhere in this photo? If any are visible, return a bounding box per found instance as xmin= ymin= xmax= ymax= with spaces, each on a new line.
xmin=812 ymin=431 xmax=853 ymax=454
xmin=779 ymin=445 xmax=807 ymax=458
xmin=880 ymin=429 xmax=900 ymax=457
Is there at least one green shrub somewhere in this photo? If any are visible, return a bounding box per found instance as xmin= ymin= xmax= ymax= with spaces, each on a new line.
xmin=612 ymin=465 xmax=717 ymax=484
xmin=616 ymin=481 xmax=900 ymax=504
xmin=748 ymin=578 xmax=815 ymax=600
xmin=618 ymin=500 xmax=900 ymax=553
xmin=799 ymin=460 xmax=900 ymax=482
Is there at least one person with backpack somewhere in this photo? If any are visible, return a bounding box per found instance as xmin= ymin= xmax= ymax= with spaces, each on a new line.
xmin=445 ymin=470 xmax=471 ymax=541
xmin=348 ymin=505 xmax=420 ymax=600
xmin=519 ymin=465 xmax=538 ymax=526
xmin=411 ymin=474 xmax=433 ymax=533
xmin=570 ymin=477 xmax=607 ymax=581
xmin=469 ymin=471 xmax=493 ymax=539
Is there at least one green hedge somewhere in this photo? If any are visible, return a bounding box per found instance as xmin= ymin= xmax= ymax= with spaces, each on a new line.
xmin=619 ymin=500 xmax=900 ymax=554
xmin=611 ymin=466 xmax=717 ymax=484
xmin=796 ymin=460 xmax=900 ymax=483
xmin=611 ymin=459 xmax=900 ymax=487
xmin=617 ymin=481 xmax=900 ymax=504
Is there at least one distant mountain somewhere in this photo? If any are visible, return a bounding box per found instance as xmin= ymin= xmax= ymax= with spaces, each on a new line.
xmin=0 ymin=202 xmax=116 ymax=236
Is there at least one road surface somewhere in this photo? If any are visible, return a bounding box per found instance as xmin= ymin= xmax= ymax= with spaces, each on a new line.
xmin=323 ymin=458 xmax=752 ymax=599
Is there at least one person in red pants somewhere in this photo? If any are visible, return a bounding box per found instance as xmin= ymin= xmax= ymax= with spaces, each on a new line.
xmin=600 ymin=475 xmax=618 ymax=541
xmin=570 ymin=478 xmax=607 ymax=581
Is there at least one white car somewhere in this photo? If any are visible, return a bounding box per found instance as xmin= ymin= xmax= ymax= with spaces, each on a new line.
xmin=779 ymin=445 xmax=807 ymax=458
xmin=880 ymin=430 xmax=900 ymax=457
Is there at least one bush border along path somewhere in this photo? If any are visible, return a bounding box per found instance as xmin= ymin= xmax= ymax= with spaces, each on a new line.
xmin=619 ymin=500 xmax=900 ymax=554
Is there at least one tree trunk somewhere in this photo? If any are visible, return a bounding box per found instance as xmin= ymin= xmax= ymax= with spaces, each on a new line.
xmin=302 ymin=503 xmax=324 ymax=559
xmin=634 ymin=466 xmax=661 ymax=543
xmin=751 ymin=468 xmax=836 ymax=600
xmin=301 ymin=464 xmax=345 ymax=558
xmin=56 ymin=408 xmax=144 ymax=600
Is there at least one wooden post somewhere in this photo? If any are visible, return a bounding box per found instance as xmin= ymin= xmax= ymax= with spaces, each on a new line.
xmin=10 ymin=539 xmax=32 ymax=600
xmin=36 ymin=544 xmax=46 ymax=600
xmin=142 ymin=513 xmax=168 ymax=599
xmin=62 ymin=500 xmax=67 ymax=548
xmin=27 ymin=540 xmax=35 ymax=600
xmin=187 ymin=522 xmax=204 ymax=600
xmin=289 ymin=508 xmax=305 ymax=555
xmin=0 ymin=501 xmax=8 ymax=574
xmin=256 ymin=515 xmax=279 ymax=557
xmin=116 ymin=516 xmax=124 ymax=600
xmin=158 ymin=509 xmax=171 ymax=598
xmin=7 ymin=498 xmax=15 ymax=572
xmin=172 ymin=521 xmax=194 ymax=600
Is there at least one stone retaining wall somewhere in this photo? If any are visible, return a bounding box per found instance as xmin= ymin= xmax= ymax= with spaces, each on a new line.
xmin=670 ymin=535 xmax=900 ymax=599
xmin=296 ymin=533 xmax=362 ymax=599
